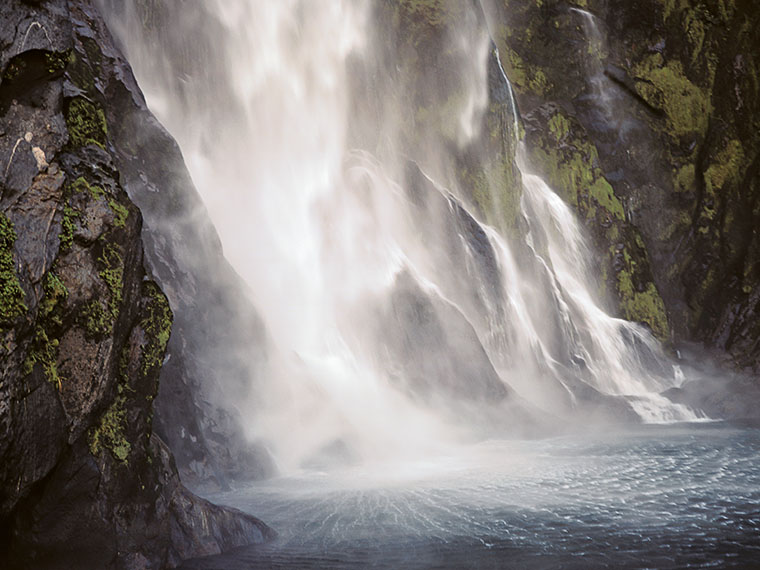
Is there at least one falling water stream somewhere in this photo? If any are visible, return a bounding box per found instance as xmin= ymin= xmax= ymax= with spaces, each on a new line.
xmin=100 ymin=1 xmax=760 ymax=567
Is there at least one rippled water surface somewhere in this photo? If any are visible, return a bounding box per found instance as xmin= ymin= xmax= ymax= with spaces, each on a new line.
xmin=181 ymin=423 xmax=760 ymax=569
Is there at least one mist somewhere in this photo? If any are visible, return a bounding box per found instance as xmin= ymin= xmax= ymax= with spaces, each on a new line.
xmin=94 ymin=0 xmax=709 ymax=477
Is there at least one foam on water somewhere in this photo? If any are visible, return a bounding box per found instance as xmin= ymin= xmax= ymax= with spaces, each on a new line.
xmin=180 ymin=423 xmax=760 ymax=569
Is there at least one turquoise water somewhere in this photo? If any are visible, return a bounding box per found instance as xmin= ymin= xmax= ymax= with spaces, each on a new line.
xmin=181 ymin=423 xmax=760 ymax=569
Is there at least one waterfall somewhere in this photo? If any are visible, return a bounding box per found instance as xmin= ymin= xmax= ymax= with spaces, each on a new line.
xmin=100 ymin=0 xmax=698 ymax=473
xmin=569 ymin=7 xmax=613 ymax=118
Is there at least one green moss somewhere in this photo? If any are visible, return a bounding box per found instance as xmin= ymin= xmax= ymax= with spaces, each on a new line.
xmin=704 ymin=139 xmax=745 ymax=196
xmin=397 ymin=0 xmax=456 ymax=27
xmin=632 ymin=54 xmax=710 ymax=142
xmin=618 ymin=274 xmax=670 ymax=340
xmin=531 ymin=107 xmax=667 ymax=339
xmin=674 ymin=164 xmax=695 ymax=193
xmin=89 ymin=184 xmax=105 ymax=200
xmin=140 ymin=281 xmax=172 ymax=376
xmin=613 ymin=246 xmax=669 ymax=341
xmin=529 ymin=69 xmax=550 ymax=96
xmin=109 ymin=200 xmax=129 ymax=228
xmin=2 ymin=59 xmax=24 ymax=82
xmin=697 ymin=139 xmax=746 ymax=231
xmin=71 ymin=177 xmax=88 ymax=194
xmin=717 ymin=0 xmax=736 ymax=23
xmin=23 ymin=272 xmax=68 ymax=388
xmin=40 ymin=272 xmax=68 ymax=326
xmin=70 ymin=176 xmax=105 ymax=200
xmin=548 ymin=113 xmax=571 ymax=142
xmin=89 ymin=344 xmax=136 ymax=464
xmin=661 ymin=0 xmax=685 ymax=22
xmin=89 ymin=391 xmax=130 ymax=463
xmin=589 ymin=177 xmax=625 ymax=220
xmin=504 ymin=47 xmax=551 ymax=97
xmin=80 ymin=299 xmax=112 ymax=338
xmin=530 ymin=111 xmax=624 ymax=223
xmin=65 ymin=97 xmax=108 ymax=149
xmin=505 ymin=46 xmax=527 ymax=89
xmin=462 ymin=157 xmax=521 ymax=232
xmin=465 ymin=167 xmax=494 ymax=220
xmin=44 ymin=50 xmax=71 ymax=75
xmin=531 ymin=146 xmax=579 ymax=207
xmin=58 ymin=204 xmax=79 ymax=251
xmin=0 ymin=214 xmax=27 ymax=327
xmin=97 ymin=242 xmax=124 ymax=325
xmin=683 ymin=10 xmax=705 ymax=64
xmin=392 ymin=0 xmax=466 ymax=54
xmin=23 ymin=327 xmax=63 ymax=389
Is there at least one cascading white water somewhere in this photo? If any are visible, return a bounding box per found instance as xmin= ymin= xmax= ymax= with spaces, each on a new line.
xmin=569 ymin=7 xmax=614 ymax=118
xmin=515 ymin=169 xmax=697 ymax=421
xmin=103 ymin=0 xmax=698 ymax=473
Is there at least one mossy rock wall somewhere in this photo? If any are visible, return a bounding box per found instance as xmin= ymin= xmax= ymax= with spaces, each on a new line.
xmin=487 ymin=0 xmax=760 ymax=369
xmin=523 ymin=103 xmax=670 ymax=340
xmin=0 ymin=0 xmax=271 ymax=567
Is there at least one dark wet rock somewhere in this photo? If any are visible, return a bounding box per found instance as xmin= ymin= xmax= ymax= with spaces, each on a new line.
xmin=96 ymin=0 xmax=276 ymax=491
xmin=0 ymin=0 xmax=272 ymax=567
xmin=665 ymin=376 xmax=760 ymax=421
xmin=378 ymin=268 xmax=509 ymax=407
xmin=663 ymin=347 xmax=760 ymax=421
xmin=402 ymin=160 xmax=507 ymax=328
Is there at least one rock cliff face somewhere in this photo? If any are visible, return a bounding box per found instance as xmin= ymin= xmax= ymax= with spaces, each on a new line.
xmin=483 ymin=0 xmax=759 ymax=377
xmin=0 ymin=1 xmax=271 ymax=567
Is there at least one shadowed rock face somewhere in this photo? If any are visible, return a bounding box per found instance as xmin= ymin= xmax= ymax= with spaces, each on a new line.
xmin=378 ymin=267 xmax=509 ymax=407
xmin=97 ymin=0 xmax=276 ymax=492
xmin=483 ymin=0 xmax=760 ymax=381
xmin=0 ymin=0 xmax=271 ymax=567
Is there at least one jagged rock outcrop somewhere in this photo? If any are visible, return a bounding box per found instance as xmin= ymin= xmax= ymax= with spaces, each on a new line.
xmin=91 ymin=0 xmax=274 ymax=488
xmin=483 ymin=0 xmax=760 ymax=381
xmin=0 ymin=0 xmax=271 ymax=567
xmin=96 ymin=0 xmax=276 ymax=491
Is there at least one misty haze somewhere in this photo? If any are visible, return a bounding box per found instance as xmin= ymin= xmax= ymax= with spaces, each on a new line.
xmin=1 ymin=1 xmax=758 ymax=569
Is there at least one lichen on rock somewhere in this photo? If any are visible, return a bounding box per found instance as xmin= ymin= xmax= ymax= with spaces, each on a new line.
xmin=615 ymin=253 xmax=670 ymax=340
xmin=632 ymin=53 xmax=710 ymax=144
xmin=89 ymin=388 xmax=131 ymax=463
xmin=97 ymin=240 xmax=124 ymax=326
xmin=65 ymin=97 xmax=108 ymax=149
xmin=140 ymin=280 xmax=172 ymax=377
xmin=0 ymin=214 xmax=27 ymax=328
xmin=22 ymin=271 xmax=69 ymax=389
